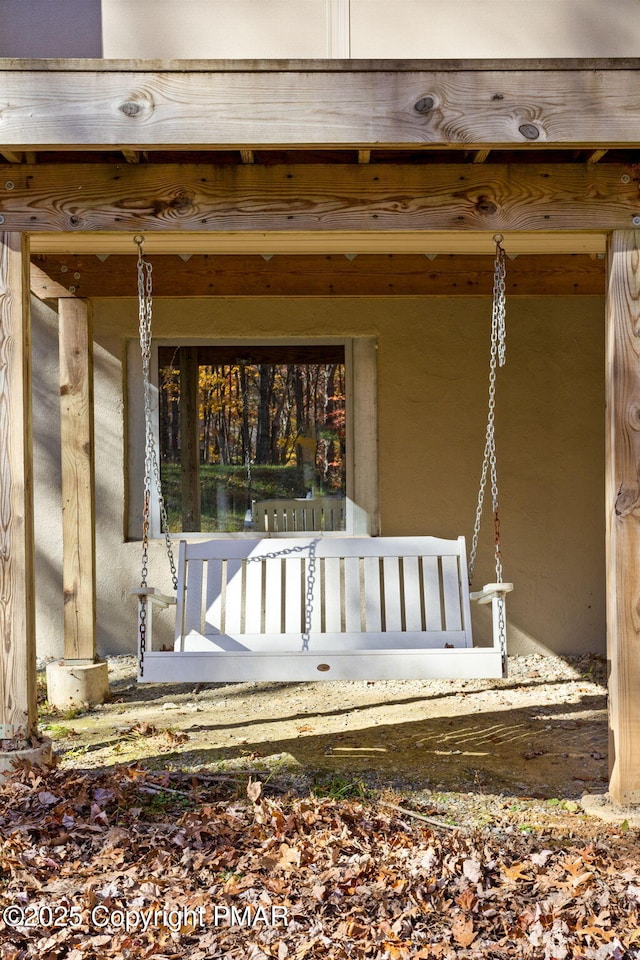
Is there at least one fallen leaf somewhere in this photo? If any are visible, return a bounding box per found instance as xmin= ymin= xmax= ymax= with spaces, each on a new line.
xmin=452 ymin=913 xmax=477 ymax=947
xmin=502 ymin=861 xmax=533 ymax=882
xmin=247 ymin=779 xmax=263 ymax=803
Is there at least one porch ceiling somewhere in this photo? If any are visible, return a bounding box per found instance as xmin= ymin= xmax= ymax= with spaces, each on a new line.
xmin=0 ymin=58 xmax=636 ymax=266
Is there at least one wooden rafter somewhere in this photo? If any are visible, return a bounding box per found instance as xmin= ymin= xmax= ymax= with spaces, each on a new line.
xmin=2 ymin=62 xmax=640 ymax=148
xmin=30 ymin=253 xmax=605 ymax=300
xmin=1 ymin=162 xmax=637 ymax=237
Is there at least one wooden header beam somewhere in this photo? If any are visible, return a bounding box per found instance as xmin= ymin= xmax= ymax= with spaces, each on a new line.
xmin=1 ymin=163 xmax=637 ymax=239
xmin=1 ymin=64 xmax=640 ymax=148
xmin=30 ymin=253 xmax=605 ymax=299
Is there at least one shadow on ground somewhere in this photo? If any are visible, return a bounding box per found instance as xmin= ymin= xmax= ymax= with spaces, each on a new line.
xmin=49 ymin=656 xmax=608 ymax=800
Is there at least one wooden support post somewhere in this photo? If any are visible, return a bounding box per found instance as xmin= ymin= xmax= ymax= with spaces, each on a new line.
xmin=59 ymin=298 xmax=96 ymax=661
xmin=0 ymin=233 xmax=37 ymax=742
xmin=179 ymin=346 xmax=201 ymax=532
xmin=605 ymin=230 xmax=640 ymax=805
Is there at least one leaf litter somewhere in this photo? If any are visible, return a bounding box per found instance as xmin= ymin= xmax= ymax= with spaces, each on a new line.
xmin=0 ymin=765 xmax=639 ymax=959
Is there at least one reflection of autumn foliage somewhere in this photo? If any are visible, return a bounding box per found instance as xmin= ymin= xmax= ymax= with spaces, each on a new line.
xmin=159 ymin=361 xmax=346 ymax=491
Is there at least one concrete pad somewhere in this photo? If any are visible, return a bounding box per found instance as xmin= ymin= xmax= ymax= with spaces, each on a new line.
xmin=46 ymin=659 xmax=110 ymax=710
xmin=581 ymin=792 xmax=640 ymax=829
xmin=0 ymin=739 xmax=53 ymax=778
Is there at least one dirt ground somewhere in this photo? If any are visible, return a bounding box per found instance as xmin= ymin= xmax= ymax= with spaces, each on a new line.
xmin=40 ymin=653 xmax=609 ymax=811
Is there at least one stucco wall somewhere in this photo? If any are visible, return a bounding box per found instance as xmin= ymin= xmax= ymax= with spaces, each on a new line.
xmin=32 ymin=293 xmax=605 ymax=660
xmin=32 ymin=296 xmax=63 ymax=660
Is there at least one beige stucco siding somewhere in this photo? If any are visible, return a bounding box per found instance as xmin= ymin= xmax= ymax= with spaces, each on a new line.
xmin=33 ymin=294 xmax=604 ymax=660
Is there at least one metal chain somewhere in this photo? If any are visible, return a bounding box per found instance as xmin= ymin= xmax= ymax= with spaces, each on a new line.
xmin=302 ymin=541 xmax=317 ymax=652
xmin=247 ymin=540 xmax=318 ymax=650
xmin=136 ymin=236 xmax=178 ymax=674
xmin=497 ymin=594 xmax=507 ymax=673
xmin=469 ymin=235 xmax=507 ymax=589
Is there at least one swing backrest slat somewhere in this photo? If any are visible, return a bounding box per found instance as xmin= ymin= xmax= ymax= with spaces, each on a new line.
xmin=174 ymin=536 xmax=474 ymax=649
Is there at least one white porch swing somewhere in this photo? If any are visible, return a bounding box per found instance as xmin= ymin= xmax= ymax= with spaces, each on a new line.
xmin=131 ymin=236 xmax=513 ymax=683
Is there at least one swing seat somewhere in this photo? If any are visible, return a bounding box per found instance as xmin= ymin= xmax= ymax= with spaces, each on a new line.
xmin=132 ymin=536 xmax=511 ymax=683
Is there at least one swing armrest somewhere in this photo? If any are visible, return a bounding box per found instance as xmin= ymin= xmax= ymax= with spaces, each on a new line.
xmin=130 ymin=587 xmax=176 ymax=609
xmin=470 ymin=582 xmax=514 ymax=606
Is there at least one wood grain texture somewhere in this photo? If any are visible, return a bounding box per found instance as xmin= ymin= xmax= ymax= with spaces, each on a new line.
xmin=59 ymin=298 xmax=96 ymax=661
xmin=2 ymin=162 xmax=638 ymax=235
xmin=2 ymin=67 xmax=640 ymax=147
xmin=31 ymin=253 xmax=605 ymax=299
xmin=28 ymin=231 xmax=608 ymax=256
xmin=605 ymin=230 xmax=640 ymax=805
xmin=0 ymin=233 xmax=37 ymax=740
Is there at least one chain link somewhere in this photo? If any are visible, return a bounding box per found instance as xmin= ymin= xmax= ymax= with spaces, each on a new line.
xmin=136 ymin=236 xmax=178 ymax=675
xmin=497 ymin=594 xmax=507 ymax=674
xmin=247 ymin=540 xmax=318 ymax=650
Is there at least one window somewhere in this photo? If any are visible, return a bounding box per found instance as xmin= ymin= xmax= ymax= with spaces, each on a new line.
xmin=158 ymin=345 xmax=346 ymax=533
xmin=127 ymin=337 xmax=377 ymax=538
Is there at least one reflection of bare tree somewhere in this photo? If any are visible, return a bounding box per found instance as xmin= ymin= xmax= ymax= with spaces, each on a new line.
xmin=158 ymin=358 xmax=346 ymax=495
xmin=255 ymin=364 xmax=274 ymax=464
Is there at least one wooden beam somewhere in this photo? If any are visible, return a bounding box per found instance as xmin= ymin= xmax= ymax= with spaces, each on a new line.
xmin=30 ymin=262 xmax=77 ymax=300
xmin=31 ymin=253 xmax=606 ymax=298
xmin=179 ymin=347 xmax=201 ymax=532
xmin=2 ymin=64 xmax=640 ymax=148
xmin=58 ymin=298 xmax=96 ymax=661
xmin=587 ymin=149 xmax=608 ymax=164
xmin=0 ymin=151 xmax=23 ymax=164
xmin=472 ymin=150 xmax=491 ymax=164
xmin=121 ymin=150 xmax=141 ymax=163
xmin=358 ymin=150 xmax=371 ymax=164
xmin=29 ymin=231 xmax=607 ymax=257
xmin=605 ymin=230 xmax=640 ymax=805
xmin=1 ymin=162 xmax=638 ymax=236
xmin=240 ymin=150 xmax=255 ymax=164
xmin=0 ymin=233 xmax=37 ymax=742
